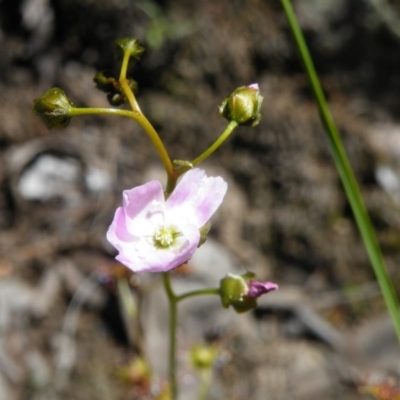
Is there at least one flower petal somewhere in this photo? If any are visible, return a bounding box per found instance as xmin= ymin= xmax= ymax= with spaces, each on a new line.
xmin=106 ymin=207 xmax=134 ymax=248
xmin=247 ymin=281 xmax=278 ymax=298
xmin=167 ymin=169 xmax=227 ymax=227
xmin=115 ymin=223 xmax=200 ymax=273
xmin=122 ymin=180 xmax=164 ymax=220
xmin=248 ymin=83 xmax=259 ymax=90
xmin=125 ymin=200 xmax=166 ymax=237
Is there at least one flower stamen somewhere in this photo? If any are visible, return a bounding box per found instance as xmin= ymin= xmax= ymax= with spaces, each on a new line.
xmin=154 ymin=226 xmax=178 ymax=248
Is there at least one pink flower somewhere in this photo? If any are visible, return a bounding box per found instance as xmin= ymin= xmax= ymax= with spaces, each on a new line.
xmin=107 ymin=169 xmax=227 ymax=273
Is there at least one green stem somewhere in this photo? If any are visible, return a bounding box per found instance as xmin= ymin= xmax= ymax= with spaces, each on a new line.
xmin=198 ymin=369 xmax=213 ymax=400
xmin=119 ymin=78 xmax=142 ymax=115
xmin=161 ymin=275 xmax=219 ymax=399
xmin=162 ymin=272 xmax=178 ymax=400
xmin=280 ymin=0 xmax=400 ymax=342
xmin=191 ymin=121 xmax=238 ymax=166
xmin=119 ymin=48 xmax=131 ymax=82
xmin=117 ymin=58 xmax=176 ymax=184
xmin=176 ymin=288 xmax=220 ymax=303
xmin=70 ymin=107 xmax=136 ymax=118
xmin=72 ymin=104 xmax=175 ymax=183
xmin=134 ymin=112 xmax=176 ymax=187
xmin=118 ymin=48 xmax=141 ymax=113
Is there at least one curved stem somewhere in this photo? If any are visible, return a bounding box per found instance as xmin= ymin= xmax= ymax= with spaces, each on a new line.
xmin=117 ymin=59 xmax=175 ymax=183
xmin=119 ymin=78 xmax=141 ymax=114
xmin=162 ymin=272 xmax=178 ymax=400
xmin=118 ymin=48 xmax=141 ymax=113
xmin=70 ymin=110 xmax=177 ymax=184
xmin=280 ymin=0 xmax=400 ymax=343
xmin=191 ymin=121 xmax=238 ymax=166
xmin=176 ymin=288 xmax=220 ymax=303
xmin=134 ymin=112 xmax=176 ymax=184
xmin=71 ymin=106 xmax=174 ymax=180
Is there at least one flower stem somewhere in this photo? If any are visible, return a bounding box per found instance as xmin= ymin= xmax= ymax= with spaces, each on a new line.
xmin=118 ymin=47 xmax=141 ymax=113
xmin=119 ymin=77 xmax=141 ymax=114
xmin=70 ymin=107 xmax=136 ymax=118
xmin=119 ymin=81 xmax=175 ymax=180
xmin=198 ymin=369 xmax=213 ymax=400
xmin=161 ymin=273 xmax=220 ymax=399
xmin=134 ymin=112 xmax=176 ymax=185
xmin=191 ymin=121 xmax=238 ymax=166
xmin=118 ymin=48 xmax=175 ymax=183
xmin=119 ymin=48 xmax=132 ymax=82
xmin=280 ymin=0 xmax=400 ymax=343
xmin=162 ymin=272 xmax=178 ymax=400
xmin=176 ymin=288 xmax=220 ymax=303
xmin=70 ymin=106 xmax=173 ymax=179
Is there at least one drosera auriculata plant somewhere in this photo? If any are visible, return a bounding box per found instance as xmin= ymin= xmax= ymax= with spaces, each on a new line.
xmin=33 ymin=0 xmax=400 ymax=396
xmin=33 ymin=37 xmax=277 ymax=399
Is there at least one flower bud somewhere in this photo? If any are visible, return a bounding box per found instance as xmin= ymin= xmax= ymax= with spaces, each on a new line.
xmin=219 ymin=83 xmax=263 ymax=127
xmin=116 ymin=357 xmax=150 ymax=385
xmin=219 ymin=272 xmax=278 ymax=313
xmin=115 ymin=37 xmax=145 ymax=60
xmin=93 ymin=71 xmax=116 ymax=93
xmin=93 ymin=71 xmax=138 ymax=106
xmin=33 ymin=88 xmax=73 ymax=129
xmin=191 ymin=345 xmax=217 ymax=370
xmin=107 ymin=81 xmax=139 ymax=106
xmin=219 ymin=273 xmax=256 ymax=313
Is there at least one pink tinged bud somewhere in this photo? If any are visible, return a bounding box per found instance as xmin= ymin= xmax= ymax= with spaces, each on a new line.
xmin=248 ymin=83 xmax=260 ymax=90
xmin=247 ymin=281 xmax=279 ymax=298
xmin=219 ymin=83 xmax=263 ymax=127
xmin=219 ymin=273 xmax=278 ymax=313
xmin=106 ymin=168 xmax=227 ymax=273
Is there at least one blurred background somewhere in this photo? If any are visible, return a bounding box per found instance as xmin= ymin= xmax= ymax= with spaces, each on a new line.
xmin=1 ymin=0 xmax=400 ymax=399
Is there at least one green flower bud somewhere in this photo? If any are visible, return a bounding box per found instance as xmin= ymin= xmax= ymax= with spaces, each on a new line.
xmin=116 ymin=357 xmax=150 ymax=385
xmin=115 ymin=37 xmax=145 ymax=60
xmin=219 ymin=273 xmax=257 ymax=313
xmin=219 ymin=83 xmax=263 ymax=127
xmin=93 ymin=71 xmax=117 ymax=93
xmin=191 ymin=345 xmax=217 ymax=370
xmin=219 ymin=272 xmax=278 ymax=313
xmin=33 ymin=88 xmax=73 ymax=129
xmin=93 ymin=71 xmax=138 ymax=106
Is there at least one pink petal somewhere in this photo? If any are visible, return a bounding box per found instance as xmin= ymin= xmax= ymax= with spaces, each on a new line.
xmin=248 ymin=83 xmax=259 ymax=90
xmin=167 ymin=169 xmax=227 ymax=227
xmin=106 ymin=207 xmax=134 ymax=248
xmin=247 ymin=281 xmax=278 ymax=298
xmin=122 ymin=180 xmax=164 ymax=220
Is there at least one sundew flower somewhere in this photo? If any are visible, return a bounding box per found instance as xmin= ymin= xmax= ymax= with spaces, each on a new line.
xmin=107 ymin=169 xmax=227 ymax=273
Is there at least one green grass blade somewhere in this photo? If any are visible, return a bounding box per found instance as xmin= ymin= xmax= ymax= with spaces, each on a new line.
xmin=280 ymin=0 xmax=400 ymax=342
